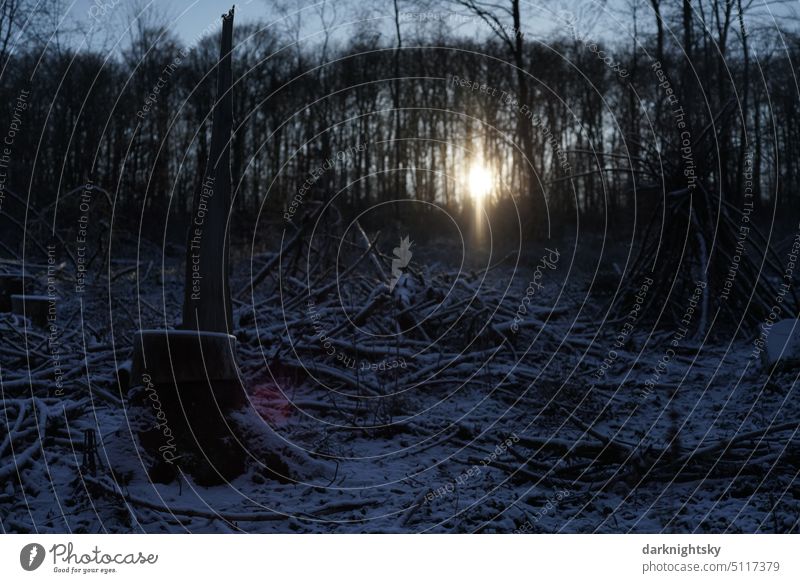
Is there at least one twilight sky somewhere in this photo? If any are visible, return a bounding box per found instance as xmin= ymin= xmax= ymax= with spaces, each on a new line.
xmin=60 ymin=0 xmax=799 ymax=56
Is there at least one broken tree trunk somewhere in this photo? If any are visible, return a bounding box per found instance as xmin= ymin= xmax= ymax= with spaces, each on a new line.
xmin=122 ymin=9 xmax=334 ymax=486
xmin=127 ymin=8 xmax=243 ymax=486
xmin=182 ymin=7 xmax=234 ymax=333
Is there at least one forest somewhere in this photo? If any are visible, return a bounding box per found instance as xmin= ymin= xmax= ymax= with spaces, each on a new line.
xmin=1 ymin=0 xmax=798 ymax=235
xmin=0 ymin=0 xmax=799 ymax=534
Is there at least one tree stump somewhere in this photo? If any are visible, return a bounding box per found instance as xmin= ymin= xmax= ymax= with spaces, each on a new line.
xmin=0 ymin=273 xmax=33 ymax=311
xmin=128 ymin=329 xmax=246 ymax=485
xmin=123 ymin=328 xmax=332 ymax=486
xmin=10 ymin=294 xmax=49 ymax=328
xmin=115 ymin=7 xmax=333 ymax=487
xmin=122 ymin=8 xmax=241 ymax=486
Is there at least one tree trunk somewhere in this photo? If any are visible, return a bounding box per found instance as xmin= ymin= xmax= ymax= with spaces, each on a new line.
xmin=182 ymin=8 xmax=234 ymax=333
xmin=511 ymin=0 xmax=534 ymax=201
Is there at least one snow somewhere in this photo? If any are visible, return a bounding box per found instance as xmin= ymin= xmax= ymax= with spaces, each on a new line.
xmin=0 ymin=242 xmax=798 ymax=533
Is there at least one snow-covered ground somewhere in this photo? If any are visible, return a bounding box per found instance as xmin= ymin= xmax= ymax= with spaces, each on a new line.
xmin=1 ymin=241 xmax=798 ymax=533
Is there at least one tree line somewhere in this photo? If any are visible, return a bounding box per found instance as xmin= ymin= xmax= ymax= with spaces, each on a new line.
xmin=0 ymin=0 xmax=798 ymax=254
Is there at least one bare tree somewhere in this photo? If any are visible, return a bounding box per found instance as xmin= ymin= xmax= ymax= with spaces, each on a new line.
xmin=0 ymin=0 xmax=28 ymax=63
xmin=450 ymin=0 xmax=536 ymax=201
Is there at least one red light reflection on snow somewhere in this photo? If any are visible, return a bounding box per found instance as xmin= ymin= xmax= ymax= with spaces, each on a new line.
xmin=250 ymin=382 xmax=294 ymax=424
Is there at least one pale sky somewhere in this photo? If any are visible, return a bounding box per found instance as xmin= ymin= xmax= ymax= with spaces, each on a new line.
xmin=66 ymin=0 xmax=603 ymax=50
xmin=58 ymin=0 xmax=800 ymax=55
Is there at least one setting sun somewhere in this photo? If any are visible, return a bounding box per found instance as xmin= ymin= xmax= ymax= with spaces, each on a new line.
xmin=468 ymin=163 xmax=493 ymax=201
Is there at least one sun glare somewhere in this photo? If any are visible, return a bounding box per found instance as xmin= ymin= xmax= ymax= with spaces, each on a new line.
xmin=468 ymin=163 xmax=493 ymax=201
